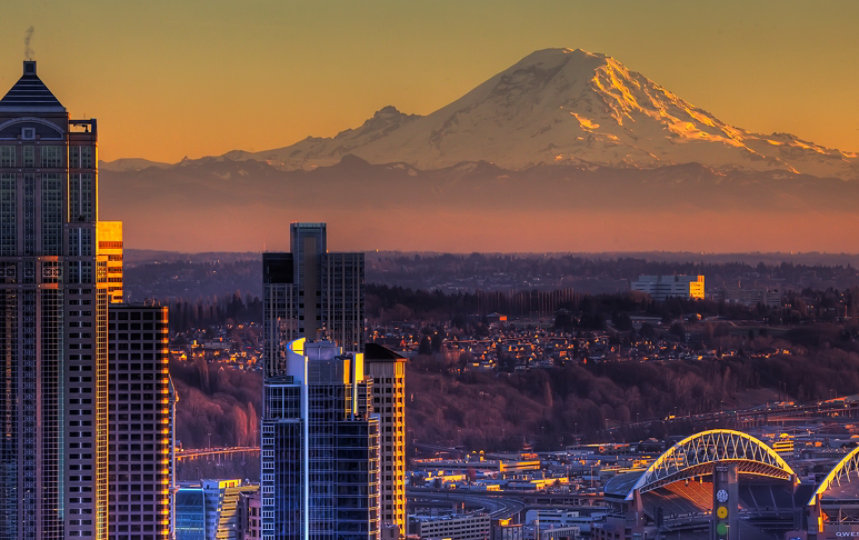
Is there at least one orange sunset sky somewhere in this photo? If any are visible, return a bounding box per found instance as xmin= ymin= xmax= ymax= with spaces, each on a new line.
xmin=1 ymin=0 xmax=858 ymax=163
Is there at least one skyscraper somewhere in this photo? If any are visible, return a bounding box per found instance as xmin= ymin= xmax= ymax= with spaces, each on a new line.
xmin=0 ymin=60 xmax=109 ymax=539
xmin=107 ymin=304 xmax=174 ymax=539
xmin=260 ymin=339 xmax=380 ymax=539
xmin=262 ymin=223 xmax=377 ymax=539
xmin=365 ymin=344 xmax=407 ymax=538
xmin=263 ymin=222 xmax=364 ymax=379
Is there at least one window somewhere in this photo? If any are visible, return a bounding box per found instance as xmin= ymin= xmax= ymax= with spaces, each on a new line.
xmin=22 ymin=145 xmax=34 ymax=167
xmin=40 ymin=146 xmax=63 ymax=168
xmin=0 ymin=146 xmax=14 ymax=167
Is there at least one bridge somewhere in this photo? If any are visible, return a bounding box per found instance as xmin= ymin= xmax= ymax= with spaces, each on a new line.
xmin=175 ymin=446 xmax=260 ymax=462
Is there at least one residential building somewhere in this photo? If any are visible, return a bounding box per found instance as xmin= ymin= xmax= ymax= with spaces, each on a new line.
xmin=261 ymin=339 xmax=380 ymax=539
xmin=630 ymin=274 xmax=705 ymax=301
xmin=0 ymin=60 xmax=108 ymax=539
xmin=108 ymin=304 xmax=174 ymax=539
xmin=365 ymin=343 xmax=407 ymax=537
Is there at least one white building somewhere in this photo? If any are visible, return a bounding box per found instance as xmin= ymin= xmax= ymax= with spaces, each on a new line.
xmin=630 ymin=275 xmax=705 ymax=301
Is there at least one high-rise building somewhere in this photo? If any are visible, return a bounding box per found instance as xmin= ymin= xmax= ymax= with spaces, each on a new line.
xmin=260 ymin=339 xmax=380 ymax=540
xmin=365 ymin=344 xmax=407 ymax=538
xmin=0 ymin=60 xmax=109 ymax=539
xmin=263 ymin=222 xmax=364 ymax=379
xmin=107 ymin=304 xmax=174 ymax=539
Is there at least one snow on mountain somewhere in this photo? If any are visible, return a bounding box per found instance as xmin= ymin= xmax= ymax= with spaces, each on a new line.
xmin=238 ymin=48 xmax=855 ymax=177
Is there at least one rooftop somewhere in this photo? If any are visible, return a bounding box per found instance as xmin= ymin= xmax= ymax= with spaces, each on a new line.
xmin=0 ymin=61 xmax=65 ymax=113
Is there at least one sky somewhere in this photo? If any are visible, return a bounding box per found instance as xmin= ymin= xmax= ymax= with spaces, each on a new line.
xmin=1 ymin=0 xmax=858 ymax=164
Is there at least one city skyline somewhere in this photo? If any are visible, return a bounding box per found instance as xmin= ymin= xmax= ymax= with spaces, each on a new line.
xmin=1 ymin=1 xmax=858 ymax=163
xmin=5 ymin=20 xmax=859 ymax=539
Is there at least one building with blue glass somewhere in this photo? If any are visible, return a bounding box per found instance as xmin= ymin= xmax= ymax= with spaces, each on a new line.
xmin=261 ymin=339 xmax=380 ymax=539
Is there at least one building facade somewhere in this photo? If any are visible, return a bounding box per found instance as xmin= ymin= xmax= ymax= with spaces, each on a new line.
xmin=365 ymin=344 xmax=406 ymax=537
xmin=107 ymin=304 xmax=174 ymax=539
xmin=261 ymin=339 xmax=380 ymax=540
xmin=409 ymin=513 xmax=491 ymax=540
xmin=174 ymin=479 xmax=258 ymax=540
xmin=96 ymin=221 xmax=122 ymax=304
xmin=0 ymin=60 xmax=109 ymax=539
xmin=263 ymin=222 xmax=364 ymax=379
xmin=630 ymin=274 xmax=705 ymax=302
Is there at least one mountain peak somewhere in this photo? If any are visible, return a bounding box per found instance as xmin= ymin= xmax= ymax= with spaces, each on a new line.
xmin=228 ymin=48 xmax=855 ymax=177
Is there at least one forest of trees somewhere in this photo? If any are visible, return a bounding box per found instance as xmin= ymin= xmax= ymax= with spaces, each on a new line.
xmin=170 ymin=357 xmax=262 ymax=449
xmin=407 ymin=323 xmax=859 ymax=450
xmin=167 ymin=293 xmax=262 ymax=332
xmin=368 ymin=284 xmax=859 ymax=328
xmin=165 ymin=282 xmax=859 ymax=452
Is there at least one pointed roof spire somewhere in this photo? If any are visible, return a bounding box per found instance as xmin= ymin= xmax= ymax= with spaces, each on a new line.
xmin=0 ymin=60 xmax=65 ymax=112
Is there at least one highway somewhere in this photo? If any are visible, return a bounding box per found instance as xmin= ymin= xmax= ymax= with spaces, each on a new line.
xmin=602 ymin=396 xmax=859 ymax=438
xmin=407 ymin=488 xmax=526 ymax=519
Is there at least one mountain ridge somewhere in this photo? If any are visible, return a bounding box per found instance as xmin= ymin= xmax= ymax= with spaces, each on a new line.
xmin=98 ymin=48 xmax=859 ymax=252
xmin=187 ymin=48 xmax=856 ymax=178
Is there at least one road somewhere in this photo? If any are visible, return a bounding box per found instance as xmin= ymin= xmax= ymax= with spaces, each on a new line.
xmin=407 ymin=488 xmax=526 ymax=519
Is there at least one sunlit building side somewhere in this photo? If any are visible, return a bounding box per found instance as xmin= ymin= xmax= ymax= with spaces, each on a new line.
xmin=96 ymin=220 xmax=123 ymax=304
xmin=108 ymin=304 xmax=174 ymax=539
xmin=365 ymin=344 xmax=407 ymax=538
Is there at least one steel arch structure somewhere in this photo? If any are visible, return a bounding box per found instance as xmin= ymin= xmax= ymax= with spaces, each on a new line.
xmin=624 ymin=429 xmax=796 ymax=500
xmin=809 ymin=446 xmax=859 ymax=506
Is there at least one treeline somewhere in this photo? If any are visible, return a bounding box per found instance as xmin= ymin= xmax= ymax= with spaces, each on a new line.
xmin=367 ymin=284 xmax=768 ymax=325
xmin=370 ymin=285 xmax=859 ymax=328
xmin=371 ymin=252 xmax=859 ymax=292
xmin=167 ymin=293 xmax=262 ymax=332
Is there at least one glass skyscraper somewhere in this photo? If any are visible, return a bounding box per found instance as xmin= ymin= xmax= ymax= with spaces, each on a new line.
xmin=261 ymin=339 xmax=380 ymax=539
xmin=262 ymin=224 xmax=377 ymax=538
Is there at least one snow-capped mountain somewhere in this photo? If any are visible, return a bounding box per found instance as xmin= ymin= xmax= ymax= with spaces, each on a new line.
xmin=228 ymin=48 xmax=855 ymax=178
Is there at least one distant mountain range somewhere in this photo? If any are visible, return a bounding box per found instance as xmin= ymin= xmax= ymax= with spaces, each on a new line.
xmin=99 ymin=48 xmax=859 ymax=253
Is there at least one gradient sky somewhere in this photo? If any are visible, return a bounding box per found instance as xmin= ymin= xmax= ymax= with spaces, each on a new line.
xmin=1 ymin=0 xmax=858 ymax=164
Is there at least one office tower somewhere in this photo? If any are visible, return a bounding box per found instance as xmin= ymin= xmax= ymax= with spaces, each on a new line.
xmin=263 ymin=222 xmax=364 ymax=379
xmin=260 ymin=339 xmax=380 ymax=539
xmin=365 ymin=344 xmax=407 ymax=538
xmin=96 ymin=221 xmax=123 ymax=304
xmin=108 ymin=304 xmax=174 ymax=539
xmin=0 ymin=60 xmax=108 ymax=538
